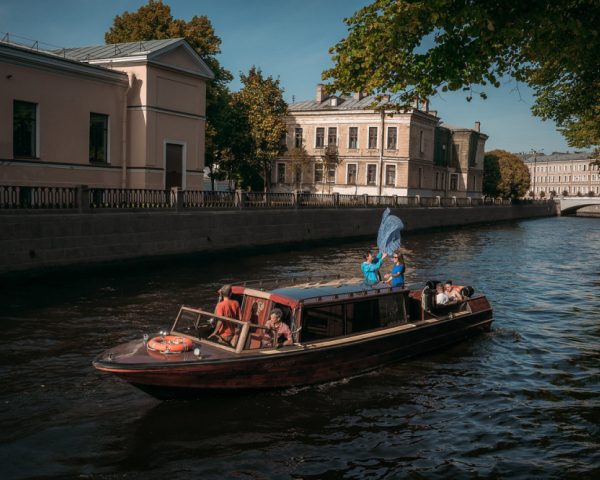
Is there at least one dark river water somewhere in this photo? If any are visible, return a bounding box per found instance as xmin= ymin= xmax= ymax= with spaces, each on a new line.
xmin=1 ymin=216 xmax=600 ymax=479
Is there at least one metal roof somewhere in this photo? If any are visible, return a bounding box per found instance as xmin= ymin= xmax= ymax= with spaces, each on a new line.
xmin=521 ymin=152 xmax=593 ymax=163
xmin=289 ymin=96 xmax=393 ymax=111
xmin=46 ymin=38 xmax=183 ymax=61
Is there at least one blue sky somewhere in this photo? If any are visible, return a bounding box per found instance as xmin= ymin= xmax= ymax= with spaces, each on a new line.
xmin=0 ymin=0 xmax=583 ymax=154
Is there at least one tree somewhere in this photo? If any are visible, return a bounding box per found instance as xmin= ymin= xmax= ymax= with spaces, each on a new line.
xmin=235 ymin=67 xmax=288 ymax=191
xmin=539 ymin=191 xmax=546 ymax=198
xmin=320 ymin=146 xmax=341 ymax=194
xmin=483 ymin=150 xmax=530 ymax=199
xmin=483 ymin=154 xmax=502 ymax=198
xmin=288 ymin=146 xmax=311 ymax=190
xmin=105 ymin=1 xmax=234 ymax=189
xmin=563 ymin=189 xmax=569 ymax=197
xmin=323 ymin=1 xmax=600 ymax=150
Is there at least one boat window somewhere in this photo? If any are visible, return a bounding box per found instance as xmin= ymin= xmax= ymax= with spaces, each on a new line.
xmin=303 ymin=305 xmax=344 ymax=341
xmin=171 ymin=307 xmax=201 ymax=337
xmin=379 ymin=294 xmax=408 ymax=327
xmin=346 ymin=300 xmax=380 ymax=334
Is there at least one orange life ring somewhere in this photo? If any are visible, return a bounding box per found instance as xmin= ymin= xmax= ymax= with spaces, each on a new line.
xmin=147 ymin=335 xmax=194 ymax=353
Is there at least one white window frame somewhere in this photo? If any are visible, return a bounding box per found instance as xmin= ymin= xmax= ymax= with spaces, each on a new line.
xmin=449 ymin=173 xmax=459 ymax=191
xmin=384 ymin=163 xmax=397 ymax=187
xmin=163 ymin=139 xmax=187 ymax=190
xmin=327 ymin=127 xmax=338 ymax=147
xmin=294 ymin=127 xmax=303 ymax=148
xmin=366 ymin=163 xmax=378 ymax=185
xmin=314 ymin=163 xmax=324 ymax=183
xmin=386 ymin=126 xmax=398 ymax=150
xmin=348 ymin=126 xmax=359 ymax=150
xmin=367 ymin=126 xmax=379 ymax=150
xmin=314 ymin=127 xmax=325 ymax=149
xmin=346 ymin=162 xmax=358 ymax=185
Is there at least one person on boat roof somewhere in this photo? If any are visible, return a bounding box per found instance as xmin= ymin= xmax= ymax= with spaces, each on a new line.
xmin=208 ymin=284 xmax=241 ymax=345
xmin=435 ymin=283 xmax=449 ymax=305
xmin=362 ymin=251 xmax=387 ymax=283
xmin=261 ymin=308 xmax=293 ymax=347
xmin=445 ymin=281 xmax=463 ymax=301
xmin=384 ymin=252 xmax=405 ymax=287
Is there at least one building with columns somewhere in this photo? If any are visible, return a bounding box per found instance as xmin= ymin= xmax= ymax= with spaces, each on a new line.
xmin=272 ymin=85 xmax=487 ymax=198
xmin=520 ymin=151 xmax=600 ymax=196
xmin=1 ymin=37 xmax=213 ymax=190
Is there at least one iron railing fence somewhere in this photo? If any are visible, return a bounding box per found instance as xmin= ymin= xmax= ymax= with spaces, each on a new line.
xmin=0 ymin=186 xmax=78 ymax=209
xmin=89 ymin=188 xmax=173 ymax=209
xmin=0 ymin=185 xmax=551 ymax=211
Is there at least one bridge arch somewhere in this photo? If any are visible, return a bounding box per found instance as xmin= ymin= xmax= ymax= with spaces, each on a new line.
xmin=558 ymin=198 xmax=600 ymax=215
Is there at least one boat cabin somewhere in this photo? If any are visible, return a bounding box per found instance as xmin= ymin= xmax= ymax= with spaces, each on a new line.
xmin=169 ymin=275 xmax=476 ymax=355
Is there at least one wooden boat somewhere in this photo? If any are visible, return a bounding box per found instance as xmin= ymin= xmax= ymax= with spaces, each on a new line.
xmin=93 ymin=276 xmax=493 ymax=400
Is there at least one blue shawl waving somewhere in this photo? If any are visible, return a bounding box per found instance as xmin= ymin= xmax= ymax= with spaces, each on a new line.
xmin=377 ymin=208 xmax=404 ymax=257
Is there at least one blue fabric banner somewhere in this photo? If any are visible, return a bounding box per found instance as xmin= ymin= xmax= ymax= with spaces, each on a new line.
xmin=377 ymin=208 xmax=404 ymax=257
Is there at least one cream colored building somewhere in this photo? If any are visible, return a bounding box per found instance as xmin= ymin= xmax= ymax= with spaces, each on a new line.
xmin=0 ymin=38 xmax=213 ymax=189
xmin=273 ymin=85 xmax=487 ymax=197
xmin=521 ymin=151 xmax=600 ymax=196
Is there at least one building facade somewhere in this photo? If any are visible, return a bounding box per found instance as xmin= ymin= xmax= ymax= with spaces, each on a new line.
xmin=1 ymin=37 xmax=213 ymax=190
xmin=521 ymin=151 xmax=600 ymax=196
xmin=272 ymin=85 xmax=487 ymax=197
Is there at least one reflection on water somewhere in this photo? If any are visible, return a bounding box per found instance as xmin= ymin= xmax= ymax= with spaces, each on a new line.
xmin=1 ymin=217 xmax=600 ymax=479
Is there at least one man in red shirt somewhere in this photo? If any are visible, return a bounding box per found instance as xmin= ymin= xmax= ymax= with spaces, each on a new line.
xmin=208 ymin=284 xmax=241 ymax=345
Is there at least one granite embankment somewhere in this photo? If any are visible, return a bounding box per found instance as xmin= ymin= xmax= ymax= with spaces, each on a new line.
xmin=0 ymin=203 xmax=556 ymax=277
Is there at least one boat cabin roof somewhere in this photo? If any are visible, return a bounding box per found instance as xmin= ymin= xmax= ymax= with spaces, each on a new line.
xmin=230 ymin=275 xmax=407 ymax=309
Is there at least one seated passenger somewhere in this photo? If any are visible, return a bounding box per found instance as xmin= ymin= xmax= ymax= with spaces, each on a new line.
xmin=435 ymin=283 xmax=449 ymax=305
xmin=208 ymin=284 xmax=241 ymax=345
xmin=445 ymin=281 xmax=463 ymax=301
xmin=261 ymin=308 xmax=293 ymax=347
xmin=362 ymin=251 xmax=387 ymax=283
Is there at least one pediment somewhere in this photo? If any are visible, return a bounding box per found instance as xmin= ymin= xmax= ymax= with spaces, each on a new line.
xmin=149 ymin=41 xmax=214 ymax=80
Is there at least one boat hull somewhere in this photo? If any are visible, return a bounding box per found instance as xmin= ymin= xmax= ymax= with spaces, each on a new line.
xmin=94 ymin=306 xmax=493 ymax=400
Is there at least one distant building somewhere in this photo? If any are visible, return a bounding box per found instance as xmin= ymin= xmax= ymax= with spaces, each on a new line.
xmin=519 ymin=151 xmax=600 ymax=196
xmin=272 ymin=85 xmax=488 ymax=197
xmin=0 ymin=37 xmax=213 ymax=189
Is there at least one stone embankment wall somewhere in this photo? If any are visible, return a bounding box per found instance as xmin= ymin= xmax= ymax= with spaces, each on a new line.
xmin=0 ymin=204 xmax=556 ymax=277
xmin=576 ymin=205 xmax=600 ymax=217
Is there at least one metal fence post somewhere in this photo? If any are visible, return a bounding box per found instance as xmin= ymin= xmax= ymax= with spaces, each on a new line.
xmin=236 ymin=189 xmax=246 ymax=210
xmin=77 ymin=185 xmax=91 ymax=213
xmin=452 ymin=196 xmax=457 ymax=206
xmin=333 ymin=192 xmax=339 ymax=209
xmin=415 ymin=195 xmax=420 ymax=206
xmin=293 ymin=190 xmax=299 ymax=209
xmin=363 ymin=193 xmax=369 ymax=208
xmin=392 ymin=195 xmax=397 ymax=208
xmin=468 ymin=197 xmax=472 ymax=206
xmin=171 ymin=187 xmax=183 ymax=212
xmin=436 ymin=196 xmax=441 ymax=206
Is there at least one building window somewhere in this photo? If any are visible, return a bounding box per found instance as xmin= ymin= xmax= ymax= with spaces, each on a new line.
xmin=347 ymin=164 xmax=357 ymax=184
xmin=385 ymin=165 xmax=396 ymax=186
xmin=294 ymin=128 xmax=303 ymax=148
xmin=367 ymin=164 xmax=377 ymax=184
xmin=13 ymin=100 xmax=37 ymax=157
xmin=435 ymin=172 xmax=439 ymax=190
xmin=326 ymin=165 xmax=336 ymax=183
xmin=450 ymin=173 xmax=458 ymax=190
xmin=387 ymin=127 xmax=397 ymax=149
xmin=90 ymin=113 xmax=109 ymax=163
xmin=277 ymin=163 xmax=286 ymax=183
xmin=314 ymin=163 xmax=323 ymax=183
xmin=316 ymin=128 xmax=325 ymax=148
xmin=420 ymin=131 xmax=424 ymax=153
xmin=328 ymin=127 xmax=337 ymax=146
xmin=368 ymin=127 xmax=378 ymax=149
xmin=348 ymin=127 xmax=358 ymax=149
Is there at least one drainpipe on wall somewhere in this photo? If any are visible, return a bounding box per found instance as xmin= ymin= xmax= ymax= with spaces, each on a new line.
xmin=378 ymin=110 xmax=385 ymax=195
xmin=122 ymin=73 xmax=135 ymax=189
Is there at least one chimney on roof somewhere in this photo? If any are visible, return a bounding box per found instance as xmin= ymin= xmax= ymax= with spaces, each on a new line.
xmin=381 ymin=94 xmax=391 ymax=102
xmin=475 ymin=121 xmax=481 ymax=132
xmin=354 ymin=91 xmax=365 ymax=100
xmin=316 ymin=84 xmax=329 ymax=103
xmin=430 ymin=110 xmax=438 ymax=117
xmin=420 ymin=99 xmax=429 ymax=112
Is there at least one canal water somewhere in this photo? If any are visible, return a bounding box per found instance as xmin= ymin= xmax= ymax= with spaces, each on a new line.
xmin=1 ymin=216 xmax=599 ymax=479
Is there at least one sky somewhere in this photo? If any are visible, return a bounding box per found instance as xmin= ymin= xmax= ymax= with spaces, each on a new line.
xmin=0 ymin=0 xmax=584 ymax=154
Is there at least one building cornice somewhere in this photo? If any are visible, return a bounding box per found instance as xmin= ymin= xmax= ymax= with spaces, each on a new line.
xmin=0 ymin=43 xmax=128 ymax=87
xmin=128 ymin=105 xmax=206 ymax=120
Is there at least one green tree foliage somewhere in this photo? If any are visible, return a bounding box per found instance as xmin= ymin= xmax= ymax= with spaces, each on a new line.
xmin=288 ymin=146 xmax=311 ymax=190
xmin=483 ymin=150 xmax=530 ymax=199
xmin=321 ymin=146 xmax=341 ymax=193
xmin=105 ymin=1 xmax=234 ymax=189
xmin=324 ymin=1 xmax=600 ymax=149
xmin=235 ymin=67 xmax=288 ymax=191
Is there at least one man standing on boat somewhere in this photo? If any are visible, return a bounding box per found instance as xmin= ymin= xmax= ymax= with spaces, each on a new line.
xmin=362 ymin=251 xmax=387 ymax=283
xmin=208 ymin=284 xmax=241 ymax=345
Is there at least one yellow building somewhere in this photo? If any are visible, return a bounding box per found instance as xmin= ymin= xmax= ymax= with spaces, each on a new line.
xmin=273 ymin=85 xmax=487 ymax=197
xmin=1 ymin=37 xmax=213 ymax=190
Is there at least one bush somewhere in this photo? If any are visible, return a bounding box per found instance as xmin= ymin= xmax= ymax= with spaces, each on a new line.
xmin=562 ymin=190 xmax=569 ymax=196
xmin=539 ymin=191 xmax=546 ymax=198
xmin=588 ymin=191 xmax=596 ymax=197
xmin=577 ymin=191 xmax=583 ymax=197
xmin=528 ymin=190 xmax=535 ymax=197
xmin=549 ymin=190 xmax=557 ymax=197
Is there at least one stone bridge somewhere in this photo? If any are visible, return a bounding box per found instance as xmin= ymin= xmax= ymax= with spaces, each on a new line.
xmin=555 ymin=196 xmax=600 ymax=215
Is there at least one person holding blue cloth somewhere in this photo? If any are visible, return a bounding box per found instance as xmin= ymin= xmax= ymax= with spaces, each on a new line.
xmin=385 ymin=252 xmax=405 ymax=287
xmin=362 ymin=251 xmax=387 ymax=283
